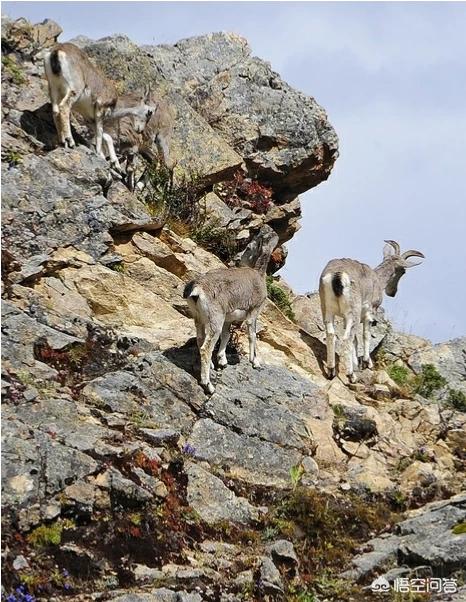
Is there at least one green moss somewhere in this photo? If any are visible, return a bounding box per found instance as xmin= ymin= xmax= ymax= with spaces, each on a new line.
xmin=27 ymin=519 xmax=74 ymax=548
xmin=452 ymin=522 xmax=466 ymax=535
xmin=445 ymin=388 xmax=466 ymax=412
xmin=266 ymin=276 xmax=295 ymax=321
xmin=413 ymin=364 xmax=447 ymax=398
xmin=2 ymin=55 xmax=26 ymax=85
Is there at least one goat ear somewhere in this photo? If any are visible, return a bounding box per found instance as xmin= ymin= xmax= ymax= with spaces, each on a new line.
xmin=383 ymin=243 xmax=396 ymax=259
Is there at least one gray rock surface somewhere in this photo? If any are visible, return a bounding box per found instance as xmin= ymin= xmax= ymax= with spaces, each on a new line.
xmin=186 ymin=462 xmax=262 ymax=525
xmin=343 ymin=494 xmax=466 ymax=581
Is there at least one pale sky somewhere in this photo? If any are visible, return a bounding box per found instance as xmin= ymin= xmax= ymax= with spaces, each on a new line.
xmin=4 ymin=2 xmax=466 ymax=342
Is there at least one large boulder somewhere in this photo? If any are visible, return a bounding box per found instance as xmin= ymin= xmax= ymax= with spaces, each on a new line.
xmin=145 ymin=32 xmax=339 ymax=199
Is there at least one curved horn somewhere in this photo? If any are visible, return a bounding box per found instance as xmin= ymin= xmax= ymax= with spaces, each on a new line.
xmin=384 ymin=240 xmax=400 ymax=255
xmin=401 ymin=250 xmax=425 ymax=260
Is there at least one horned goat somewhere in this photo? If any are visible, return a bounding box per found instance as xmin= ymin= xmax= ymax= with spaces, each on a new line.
xmin=44 ymin=43 xmax=155 ymax=167
xmin=319 ymin=240 xmax=424 ymax=381
xmin=112 ymin=93 xmax=176 ymax=190
xmin=183 ymin=226 xmax=279 ymax=394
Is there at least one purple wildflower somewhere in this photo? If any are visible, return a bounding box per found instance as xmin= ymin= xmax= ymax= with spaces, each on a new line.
xmin=64 ymin=583 xmax=71 ymax=590
xmin=62 ymin=568 xmax=69 ymax=577
xmin=6 ymin=595 xmax=17 ymax=602
xmin=182 ymin=443 xmax=196 ymax=456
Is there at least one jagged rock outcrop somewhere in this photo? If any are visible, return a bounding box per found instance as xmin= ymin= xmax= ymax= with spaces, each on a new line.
xmin=1 ymin=16 xmax=465 ymax=602
xmin=144 ymin=32 xmax=339 ymax=199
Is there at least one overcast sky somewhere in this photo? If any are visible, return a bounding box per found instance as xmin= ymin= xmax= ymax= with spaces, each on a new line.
xmin=4 ymin=1 xmax=466 ymax=343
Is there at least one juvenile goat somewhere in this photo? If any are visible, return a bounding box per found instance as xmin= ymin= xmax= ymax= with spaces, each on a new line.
xmin=113 ymin=93 xmax=176 ymax=190
xmin=183 ymin=226 xmax=279 ymax=394
xmin=44 ymin=43 xmax=155 ymax=167
xmin=319 ymin=240 xmax=424 ymax=381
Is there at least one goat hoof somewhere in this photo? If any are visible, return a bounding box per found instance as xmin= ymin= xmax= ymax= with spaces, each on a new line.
xmin=202 ymin=382 xmax=215 ymax=395
xmin=217 ymin=359 xmax=228 ymax=370
xmin=361 ymin=359 xmax=373 ymax=370
xmin=347 ymin=373 xmax=357 ymax=384
xmin=252 ymin=360 xmax=262 ymax=369
xmin=327 ymin=367 xmax=336 ymax=380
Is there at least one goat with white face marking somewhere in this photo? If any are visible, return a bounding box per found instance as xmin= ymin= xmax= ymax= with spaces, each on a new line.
xmin=44 ymin=43 xmax=155 ymax=167
xmin=183 ymin=226 xmax=279 ymax=394
xmin=319 ymin=240 xmax=424 ymax=381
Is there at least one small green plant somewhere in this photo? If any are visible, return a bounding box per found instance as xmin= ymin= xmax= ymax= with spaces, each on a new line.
xmin=391 ymin=490 xmax=408 ymax=510
xmin=290 ymin=590 xmax=317 ymax=602
xmin=452 ymin=522 xmax=466 ymax=534
xmin=290 ymin=464 xmax=305 ymax=489
xmin=412 ymin=446 xmax=431 ymax=462
xmin=397 ymin=456 xmax=412 ymax=473
xmin=445 ymin=388 xmax=466 ymax=412
xmin=139 ymin=162 xmax=202 ymax=225
xmin=191 ymin=217 xmax=237 ymax=262
xmin=3 ymin=149 xmax=23 ymax=166
xmin=266 ymin=276 xmax=295 ymax=321
xmin=261 ymin=525 xmax=280 ymax=541
xmin=387 ymin=363 xmax=411 ymax=387
xmin=109 ymin=262 xmax=126 ymax=273
xmin=132 ymin=409 xmax=158 ymax=429
xmin=129 ymin=512 xmax=142 ymax=526
xmin=2 ymin=54 xmax=26 ymax=85
xmin=413 ymin=364 xmax=447 ymax=398
xmin=27 ymin=519 xmax=74 ymax=548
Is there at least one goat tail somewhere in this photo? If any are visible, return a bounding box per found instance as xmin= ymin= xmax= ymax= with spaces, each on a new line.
xmin=321 ymin=271 xmax=351 ymax=300
xmin=183 ymin=280 xmax=200 ymax=302
xmin=49 ymin=49 xmax=61 ymax=75
xmin=331 ymin=272 xmax=344 ymax=297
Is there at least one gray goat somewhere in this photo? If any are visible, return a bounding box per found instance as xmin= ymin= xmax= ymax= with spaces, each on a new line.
xmin=183 ymin=226 xmax=279 ymax=394
xmin=112 ymin=93 xmax=176 ymax=190
xmin=44 ymin=43 xmax=155 ymax=167
xmin=319 ymin=240 xmax=424 ymax=381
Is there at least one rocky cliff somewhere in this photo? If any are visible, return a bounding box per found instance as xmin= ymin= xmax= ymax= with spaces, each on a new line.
xmin=2 ymin=17 xmax=465 ymax=602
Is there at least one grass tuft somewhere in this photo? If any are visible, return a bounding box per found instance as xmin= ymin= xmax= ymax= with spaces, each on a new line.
xmin=266 ymin=276 xmax=295 ymax=321
xmin=2 ymin=55 xmax=26 ymax=85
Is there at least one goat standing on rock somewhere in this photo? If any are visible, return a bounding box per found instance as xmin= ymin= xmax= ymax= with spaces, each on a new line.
xmin=184 ymin=226 xmax=279 ymax=394
xmin=319 ymin=240 xmax=424 ymax=382
xmin=44 ymin=42 xmax=155 ymax=167
xmin=114 ymin=93 xmax=176 ymax=191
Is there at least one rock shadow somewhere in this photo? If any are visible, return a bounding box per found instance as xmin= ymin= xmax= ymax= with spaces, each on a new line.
xmin=164 ymin=336 xmax=241 ymax=380
xmin=20 ymin=102 xmax=87 ymax=150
